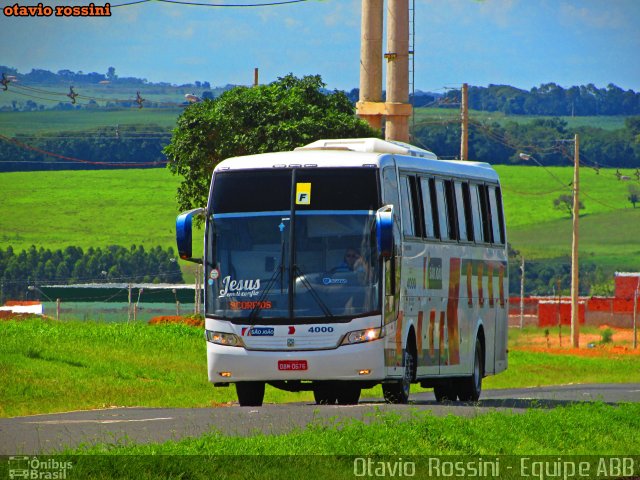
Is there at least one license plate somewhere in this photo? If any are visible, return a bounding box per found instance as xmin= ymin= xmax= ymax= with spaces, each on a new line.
xmin=278 ymin=360 xmax=308 ymax=371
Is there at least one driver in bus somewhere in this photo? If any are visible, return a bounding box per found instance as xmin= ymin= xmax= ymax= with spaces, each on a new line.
xmin=335 ymin=247 xmax=367 ymax=273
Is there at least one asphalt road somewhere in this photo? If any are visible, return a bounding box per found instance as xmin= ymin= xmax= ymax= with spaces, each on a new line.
xmin=1 ymin=383 xmax=638 ymax=455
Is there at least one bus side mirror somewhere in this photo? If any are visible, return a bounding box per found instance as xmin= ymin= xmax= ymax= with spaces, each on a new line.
xmin=376 ymin=205 xmax=394 ymax=259
xmin=176 ymin=208 xmax=204 ymax=264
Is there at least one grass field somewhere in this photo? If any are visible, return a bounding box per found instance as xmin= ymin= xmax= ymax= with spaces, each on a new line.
xmin=1 ymin=319 xmax=638 ymax=475
xmin=0 ymin=109 xmax=182 ymax=136
xmin=0 ymin=107 xmax=630 ymax=137
xmin=0 ymin=168 xmax=200 ymax=253
xmin=413 ymin=107 xmax=629 ymax=131
xmin=2 ymin=165 xmax=639 ymax=272
xmin=1 ymin=320 xmax=639 ymax=418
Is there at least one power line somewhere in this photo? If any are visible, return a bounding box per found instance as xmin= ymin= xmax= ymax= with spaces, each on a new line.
xmin=0 ymin=133 xmax=168 ymax=167
xmin=110 ymin=0 xmax=310 ymax=7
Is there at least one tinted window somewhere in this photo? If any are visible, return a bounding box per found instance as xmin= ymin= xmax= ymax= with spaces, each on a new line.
xmin=461 ymin=182 xmax=475 ymax=242
xmin=435 ymin=179 xmax=449 ymax=241
xmin=296 ymin=168 xmax=379 ymax=211
xmin=469 ymin=184 xmax=484 ymax=242
xmin=399 ymin=175 xmax=414 ymax=237
xmin=211 ymin=168 xmax=379 ymax=214
xmin=443 ymin=180 xmax=459 ymax=241
xmin=420 ymin=177 xmax=437 ymax=239
xmin=212 ymin=170 xmax=291 ymax=213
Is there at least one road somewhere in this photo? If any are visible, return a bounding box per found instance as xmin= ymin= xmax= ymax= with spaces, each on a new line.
xmin=1 ymin=383 xmax=638 ymax=455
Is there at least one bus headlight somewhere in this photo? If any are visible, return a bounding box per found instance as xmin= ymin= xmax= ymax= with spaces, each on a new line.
xmin=341 ymin=327 xmax=385 ymax=346
xmin=205 ymin=330 xmax=244 ymax=347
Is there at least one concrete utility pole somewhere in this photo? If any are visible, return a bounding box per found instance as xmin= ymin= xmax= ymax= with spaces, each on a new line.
xmin=460 ymin=83 xmax=469 ymax=160
xmin=356 ymin=0 xmax=412 ymax=142
xmin=356 ymin=0 xmax=384 ymax=130
xmin=571 ymin=134 xmax=580 ymax=348
xmin=385 ymin=0 xmax=412 ymax=142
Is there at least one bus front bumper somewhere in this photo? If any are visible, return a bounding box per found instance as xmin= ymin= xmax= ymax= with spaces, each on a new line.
xmin=207 ymin=340 xmax=386 ymax=383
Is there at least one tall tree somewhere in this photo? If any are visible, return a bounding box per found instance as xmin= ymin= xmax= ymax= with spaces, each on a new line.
xmin=164 ymin=74 xmax=379 ymax=211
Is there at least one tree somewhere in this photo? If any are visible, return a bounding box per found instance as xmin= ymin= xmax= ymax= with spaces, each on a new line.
xmin=628 ymin=185 xmax=640 ymax=208
xmin=164 ymin=74 xmax=379 ymax=211
xmin=553 ymin=194 xmax=585 ymax=217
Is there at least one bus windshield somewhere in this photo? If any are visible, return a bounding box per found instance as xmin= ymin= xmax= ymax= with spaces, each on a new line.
xmin=205 ymin=168 xmax=381 ymax=323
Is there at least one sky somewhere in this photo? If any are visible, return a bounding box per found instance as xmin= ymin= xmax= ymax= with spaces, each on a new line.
xmin=1 ymin=0 xmax=640 ymax=93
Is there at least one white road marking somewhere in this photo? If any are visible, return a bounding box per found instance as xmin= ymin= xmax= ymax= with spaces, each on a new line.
xmin=25 ymin=417 xmax=174 ymax=425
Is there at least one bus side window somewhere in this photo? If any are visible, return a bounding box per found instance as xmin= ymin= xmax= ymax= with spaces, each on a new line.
xmin=488 ymin=186 xmax=505 ymax=245
xmin=443 ymin=179 xmax=459 ymax=241
xmin=462 ymin=182 xmax=475 ymax=242
xmin=434 ymin=179 xmax=449 ymax=241
xmin=408 ymin=175 xmax=425 ymax=238
xmin=382 ymin=167 xmax=400 ymax=212
xmin=469 ymin=183 xmax=484 ymax=243
xmin=399 ymin=175 xmax=415 ymax=237
xmin=420 ymin=177 xmax=437 ymax=239
xmin=478 ymin=184 xmax=494 ymax=243
xmin=455 ymin=181 xmax=474 ymax=242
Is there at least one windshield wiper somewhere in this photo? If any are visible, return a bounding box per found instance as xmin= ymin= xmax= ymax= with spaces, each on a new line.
xmin=294 ymin=265 xmax=334 ymax=318
xmin=248 ymin=220 xmax=288 ymax=322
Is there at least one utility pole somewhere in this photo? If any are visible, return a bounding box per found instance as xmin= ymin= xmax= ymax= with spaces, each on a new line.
xmin=356 ymin=0 xmax=384 ymax=131
xmin=634 ymin=279 xmax=638 ymax=350
xmin=385 ymin=0 xmax=412 ymax=142
xmin=519 ymin=257 xmax=525 ymax=329
xmin=571 ymin=133 xmax=580 ymax=348
xmin=460 ymin=83 xmax=469 ymax=160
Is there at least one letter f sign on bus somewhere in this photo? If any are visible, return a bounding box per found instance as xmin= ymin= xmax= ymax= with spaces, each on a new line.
xmin=296 ymin=183 xmax=311 ymax=205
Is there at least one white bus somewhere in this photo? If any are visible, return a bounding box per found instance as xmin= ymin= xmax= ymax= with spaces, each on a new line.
xmin=176 ymin=138 xmax=508 ymax=406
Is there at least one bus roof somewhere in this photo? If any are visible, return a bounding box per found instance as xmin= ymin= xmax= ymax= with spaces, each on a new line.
xmin=215 ymin=138 xmax=500 ymax=182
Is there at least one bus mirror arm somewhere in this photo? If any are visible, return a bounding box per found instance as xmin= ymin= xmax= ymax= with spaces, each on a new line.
xmin=376 ymin=205 xmax=394 ymax=259
xmin=176 ymin=208 xmax=205 ymax=264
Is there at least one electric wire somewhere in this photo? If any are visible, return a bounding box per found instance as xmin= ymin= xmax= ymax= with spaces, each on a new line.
xmin=0 ymin=133 xmax=168 ymax=167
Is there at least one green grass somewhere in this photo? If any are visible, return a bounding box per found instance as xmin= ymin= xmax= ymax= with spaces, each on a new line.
xmin=67 ymin=403 xmax=639 ymax=456
xmin=50 ymin=404 xmax=640 ymax=479
xmin=0 ymin=168 xmax=202 ymax=253
xmin=413 ymin=107 xmax=629 ymax=131
xmin=0 ymin=109 xmax=182 ymax=136
xmin=1 ymin=320 xmax=639 ymax=418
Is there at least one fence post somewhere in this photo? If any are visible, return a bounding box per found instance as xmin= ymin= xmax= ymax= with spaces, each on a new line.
xmin=56 ymin=298 xmax=60 ymax=321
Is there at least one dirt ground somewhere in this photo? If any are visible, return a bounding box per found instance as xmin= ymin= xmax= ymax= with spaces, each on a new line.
xmin=511 ymin=325 xmax=640 ymax=357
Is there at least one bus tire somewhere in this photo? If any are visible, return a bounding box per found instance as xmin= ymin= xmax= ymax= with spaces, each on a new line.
xmin=314 ymin=382 xmax=338 ymax=405
xmin=382 ymin=349 xmax=414 ymax=404
xmin=433 ymin=381 xmax=457 ymax=402
xmin=336 ymin=384 xmax=361 ymax=405
xmin=457 ymin=337 xmax=484 ymax=402
xmin=235 ymin=381 xmax=265 ymax=407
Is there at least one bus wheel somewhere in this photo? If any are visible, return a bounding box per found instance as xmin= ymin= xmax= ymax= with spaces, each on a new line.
xmin=314 ymin=382 xmax=338 ymax=405
xmin=382 ymin=349 xmax=414 ymax=404
xmin=235 ymin=381 xmax=265 ymax=407
xmin=433 ymin=381 xmax=457 ymax=402
xmin=336 ymin=384 xmax=361 ymax=405
xmin=457 ymin=338 xmax=484 ymax=402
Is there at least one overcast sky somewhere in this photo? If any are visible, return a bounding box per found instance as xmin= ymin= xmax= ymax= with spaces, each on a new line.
xmin=2 ymin=0 xmax=639 ymax=92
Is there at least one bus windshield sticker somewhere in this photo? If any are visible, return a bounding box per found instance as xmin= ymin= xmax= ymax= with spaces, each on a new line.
xmin=295 ymin=183 xmax=312 ymax=205
xmin=218 ymin=276 xmax=261 ymax=298
xmin=241 ymin=326 xmax=275 ymax=336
